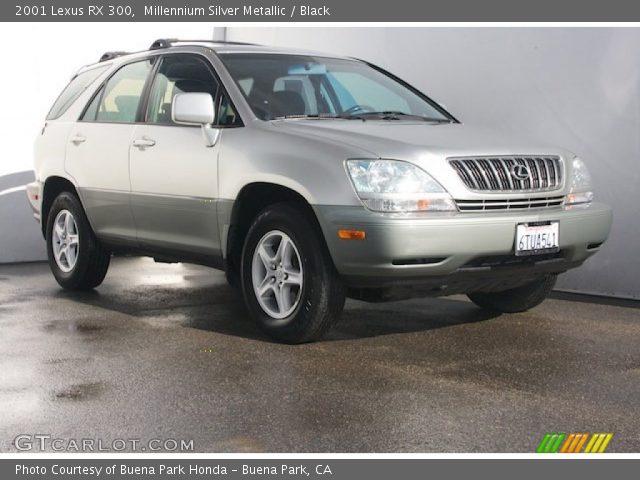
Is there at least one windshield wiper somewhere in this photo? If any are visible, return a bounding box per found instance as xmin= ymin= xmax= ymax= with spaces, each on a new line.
xmin=274 ymin=113 xmax=361 ymax=120
xmin=341 ymin=111 xmax=454 ymax=122
xmin=274 ymin=112 xmax=454 ymax=122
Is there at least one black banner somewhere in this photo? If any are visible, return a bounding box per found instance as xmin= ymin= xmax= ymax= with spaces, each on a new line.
xmin=5 ymin=0 xmax=640 ymax=22
xmin=3 ymin=459 xmax=640 ymax=479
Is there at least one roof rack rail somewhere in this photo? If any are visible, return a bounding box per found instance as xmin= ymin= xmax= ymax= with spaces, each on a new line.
xmin=150 ymin=38 xmax=175 ymax=50
xmin=149 ymin=38 xmax=257 ymax=50
xmin=99 ymin=51 xmax=130 ymax=62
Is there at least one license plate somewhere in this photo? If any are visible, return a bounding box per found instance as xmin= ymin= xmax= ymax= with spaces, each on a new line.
xmin=515 ymin=222 xmax=560 ymax=256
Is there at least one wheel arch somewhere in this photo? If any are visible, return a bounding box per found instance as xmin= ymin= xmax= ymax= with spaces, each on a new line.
xmin=224 ymin=182 xmax=334 ymax=280
xmin=40 ymin=176 xmax=81 ymax=238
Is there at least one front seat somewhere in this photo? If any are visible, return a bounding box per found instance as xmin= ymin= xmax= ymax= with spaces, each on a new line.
xmin=269 ymin=90 xmax=306 ymax=118
xmin=174 ymin=79 xmax=216 ymax=96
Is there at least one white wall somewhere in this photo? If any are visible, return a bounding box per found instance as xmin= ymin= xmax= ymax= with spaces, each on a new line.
xmin=0 ymin=23 xmax=216 ymax=177
xmin=1 ymin=25 xmax=637 ymax=298
xmin=228 ymin=27 xmax=640 ymax=299
xmin=0 ymin=24 xmax=217 ymax=263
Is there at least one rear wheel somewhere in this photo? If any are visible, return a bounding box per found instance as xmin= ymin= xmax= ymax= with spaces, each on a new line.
xmin=467 ymin=275 xmax=557 ymax=313
xmin=46 ymin=192 xmax=110 ymax=290
xmin=241 ymin=203 xmax=345 ymax=343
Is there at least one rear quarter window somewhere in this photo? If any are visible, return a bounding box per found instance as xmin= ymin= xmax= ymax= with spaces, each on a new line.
xmin=46 ymin=65 xmax=109 ymax=120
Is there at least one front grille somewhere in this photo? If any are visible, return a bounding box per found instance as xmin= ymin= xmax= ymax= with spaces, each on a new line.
xmin=455 ymin=196 xmax=564 ymax=212
xmin=449 ymin=156 xmax=563 ymax=192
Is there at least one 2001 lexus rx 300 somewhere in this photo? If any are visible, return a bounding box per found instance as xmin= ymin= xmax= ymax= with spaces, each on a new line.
xmin=27 ymin=39 xmax=613 ymax=343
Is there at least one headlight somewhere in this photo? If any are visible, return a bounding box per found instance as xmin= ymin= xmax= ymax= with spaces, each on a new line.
xmin=346 ymin=159 xmax=456 ymax=212
xmin=565 ymin=157 xmax=594 ymax=206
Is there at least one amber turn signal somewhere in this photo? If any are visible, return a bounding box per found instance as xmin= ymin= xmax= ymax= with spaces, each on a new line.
xmin=337 ymin=229 xmax=366 ymax=240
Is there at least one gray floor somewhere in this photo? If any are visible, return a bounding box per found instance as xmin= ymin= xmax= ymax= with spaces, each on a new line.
xmin=0 ymin=257 xmax=638 ymax=452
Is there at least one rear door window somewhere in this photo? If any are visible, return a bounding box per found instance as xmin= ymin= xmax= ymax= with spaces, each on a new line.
xmin=86 ymin=59 xmax=154 ymax=123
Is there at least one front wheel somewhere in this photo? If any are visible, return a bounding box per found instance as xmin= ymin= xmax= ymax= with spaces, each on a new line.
xmin=467 ymin=275 xmax=557 ymax=313
xmin=240 ymin=203 xmax=345 ymax=343
xmin=46 ymin=192 xmax=111 ymax=290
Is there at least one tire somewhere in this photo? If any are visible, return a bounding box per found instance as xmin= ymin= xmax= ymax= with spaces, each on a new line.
xmin=467 ymin=275 xmax=557 ymax=313
xmin=240 ymin=203 xmax=346 ymax=343
xmin=46 ymin=191 xmax=111 ymax=290
xmin=224 ymin=224 xmax=241 ymax=289
xmin=225 ymin=268 xmax=239 ymax=289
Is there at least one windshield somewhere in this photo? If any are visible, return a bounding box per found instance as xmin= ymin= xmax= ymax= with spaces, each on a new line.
xmin=219 ymin=53 xmax=454 ymax=122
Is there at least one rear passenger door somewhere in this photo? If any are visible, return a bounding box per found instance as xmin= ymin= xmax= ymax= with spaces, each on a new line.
xmin=129 ymin=54 xmax=224 ymax=258
xmin=65 ymin=58 xmax=155 ymax=244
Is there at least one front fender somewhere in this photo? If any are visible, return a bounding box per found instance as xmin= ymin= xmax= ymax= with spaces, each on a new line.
xmin=217 ymin=125 xmax=367 ymax=206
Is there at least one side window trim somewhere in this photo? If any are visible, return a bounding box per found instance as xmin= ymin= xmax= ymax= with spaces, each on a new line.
xmin=215 ymin=90 xmax=243 ymax=128
xmin=82 ymin=85 xmax=106 ymax=122
xmin=138 ymin=56 xmax=163 ymax=124
xmin=79 ymin=52 xmax=244 ymax=128
xmin=78 ymin=56 xmax=158 ymax=124
xmin=79 ymin=84 xmax=103 ymax=122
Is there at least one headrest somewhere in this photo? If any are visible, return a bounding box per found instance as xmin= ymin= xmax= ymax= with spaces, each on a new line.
xmin=269 ymin=90 xmax=306 ymax=118
xmin=114 ymin=95 xmax=139 ymax=121
xmin=174 ymin=79 xmax=213 ymax=94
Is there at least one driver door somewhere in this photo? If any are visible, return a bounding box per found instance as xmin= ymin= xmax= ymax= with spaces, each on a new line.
xmin=129 ymin=54 xmax=222 ymax=259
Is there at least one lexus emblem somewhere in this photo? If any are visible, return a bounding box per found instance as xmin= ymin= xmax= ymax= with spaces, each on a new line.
xmin=510 ymin=164 xmax=530 ymax=181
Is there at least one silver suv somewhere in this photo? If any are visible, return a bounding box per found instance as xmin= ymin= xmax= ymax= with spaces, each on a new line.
xmin=27 ymin=39 xmax=612 ymax=343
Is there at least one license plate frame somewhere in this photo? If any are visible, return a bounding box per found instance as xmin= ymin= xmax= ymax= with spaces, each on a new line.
xmin=515 ymin=221 xmax=560 ymax=256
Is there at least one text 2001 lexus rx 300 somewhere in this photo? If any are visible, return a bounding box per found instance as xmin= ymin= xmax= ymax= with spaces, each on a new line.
xmin=27 ymin=39 xmax=612 ymax=343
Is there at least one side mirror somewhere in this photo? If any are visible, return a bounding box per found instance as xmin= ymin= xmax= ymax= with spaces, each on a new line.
xmin=172 ymin=92 xmax=219 ymax=147
xmin=172 ymin=92 xmax=215 ymax=125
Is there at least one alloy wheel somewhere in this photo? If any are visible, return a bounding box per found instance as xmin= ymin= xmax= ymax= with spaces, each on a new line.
xmin=251 ymin=230 xmax=304 ymax=320
xmin=52 ymin=209 xmax=80 ymax=273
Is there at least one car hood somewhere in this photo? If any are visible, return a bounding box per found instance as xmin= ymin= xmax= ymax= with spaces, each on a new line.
xmin=270 ymin=119 xmax=574 ymax=200
xmin=272 ymin=119 xmax=571 ymax=160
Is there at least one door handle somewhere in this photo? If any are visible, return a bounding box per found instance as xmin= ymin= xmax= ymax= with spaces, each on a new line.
xmin=132 ymin=137 xmax=156 ymax=149
xmin=70 ymin=135 xmax=86 ymax=145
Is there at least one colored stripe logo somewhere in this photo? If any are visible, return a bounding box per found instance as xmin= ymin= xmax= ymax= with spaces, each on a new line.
xmin=537 ymin=433 xmax=613 ymax=453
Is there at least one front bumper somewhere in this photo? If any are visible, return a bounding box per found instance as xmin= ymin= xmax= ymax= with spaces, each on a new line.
xmin=314 ymin=202 xmax=613 ymax=290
